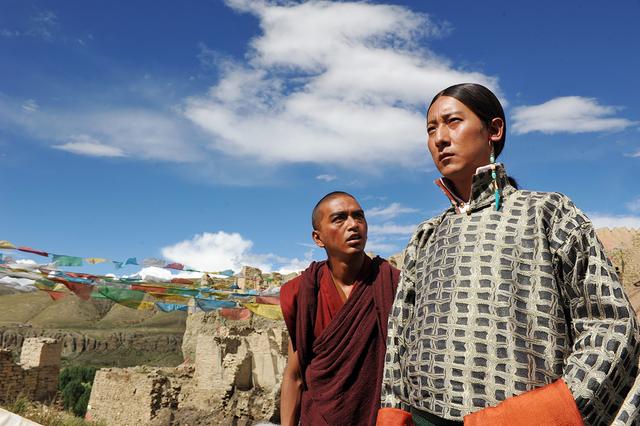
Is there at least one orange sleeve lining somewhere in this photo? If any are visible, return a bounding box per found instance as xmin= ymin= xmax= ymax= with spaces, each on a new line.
xmin=376 ymin=407 xmax=414 ymax=426
xmin=463 ymin=379 xmax=584 ymax=426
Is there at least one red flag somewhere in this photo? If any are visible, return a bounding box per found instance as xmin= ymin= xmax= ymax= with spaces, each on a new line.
xmin=18 ymin=246 xmax=49 ymax=257
xmin=43 ymin=290 xmax=67 ymax=301
xmin=62 ymin=281 xmax=94 ymax=300
xmin=220 ymin=308 xmax=251 ymax=321
xmin=170 ymin=277 xmax=194 ymax=285
xmin=256 ymin=295 xmax=280 ymax=305
xmin=164 ymin=263 xmax=184 ymax=270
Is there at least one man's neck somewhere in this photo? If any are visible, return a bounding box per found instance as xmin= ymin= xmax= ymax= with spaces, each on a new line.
xmin=447 ymin=176 xmax=472 ymax=203
xmin=327 ymin=252 xmax=366 ymax=288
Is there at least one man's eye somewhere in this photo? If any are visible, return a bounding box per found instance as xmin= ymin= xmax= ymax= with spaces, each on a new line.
xmin=427 ymin=127 xmax=436 ymax=134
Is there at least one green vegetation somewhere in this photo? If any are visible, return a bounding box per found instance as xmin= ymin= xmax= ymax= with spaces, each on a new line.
xmin=59 ymin=366 xmax=96 ymax=417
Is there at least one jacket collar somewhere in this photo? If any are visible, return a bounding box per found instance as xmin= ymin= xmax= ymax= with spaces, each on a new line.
xmin=435 ymin=163 xmax=511 ymax=214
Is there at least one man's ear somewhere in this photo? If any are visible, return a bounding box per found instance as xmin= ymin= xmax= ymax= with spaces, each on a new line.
xmin=489 ymin=117 xmax=504 ymax=142
xmin=312 ymin=229 xmax=325 ymax=248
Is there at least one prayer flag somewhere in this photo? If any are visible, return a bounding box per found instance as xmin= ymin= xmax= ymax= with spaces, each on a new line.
xmin=125 ymin=257 xmax=138 ymax=265
xmin=0 ymin=241 xmax=16 ymax=249
xmin=219 ymin=269 xmax=234 ymax=277
xmin=97 ymin=286 xmax=145 ymax=309
xmin=220 ymin=308 xmax=251 ymax=321
xmin=62 ymin=281 xmax=94 ymax=300
xmin=137 ymin=301 xmax=155 ymax=311
xmin=131 ymin=284 xmax=168 ymax=294
xmin=243 ymin=303 xmax=283 ymax=320
xmin=256 ymin=296 xmax=280 ymax=305
xmin=43 ymin=290 xmax=67 ymax=301
xmin=195 ymin=298 xmax=236 ymax=311
xmin=150 ymin=293 xmax=190 ymax=303
xmin=85 ymin=258 xmax=108 ymax=265
xmin=170 ymin=277 xmax=195 ymax=285
xmin=156 ymin=302 xmax=188 ymax=313
xmin=165 ymin=262 xmax=184 ymax=270
xmin=167 ymin=287 xmax=199 ymax=297
xmin=112 ymin=261 xmax=123 ymax=269
xmin=34 ymin=279 xmax=57 ymax=291
xmin=18 ymin=246 xmax=49 ymax=257
xmin=52 ymin=255 xmax=83 ymax=267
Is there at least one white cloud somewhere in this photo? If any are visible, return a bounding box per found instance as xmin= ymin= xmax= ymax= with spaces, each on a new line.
xmin=589 ymin=213 xmax=640 ymax=229
xmin=626 ymin=150 xmax=640 ymax=158
xmin=625 ymin=198 xmax=640 ymax=213
xmin=162 ymin=231 xmax=254 ymax=271
xmin=369 ymin=222 xmax=417 ymax=236
xmin=277 ymin=250 xmax=315 ymax=274
xmin=512 ymin=96 xmax=637 ymax=135
xmin=365 ymin=240 xmax=400 ymax=253
xmin=161 ymin=231 xmax=313 ymax=273
xmin=316 ymin=174 xmax=337 ymax=182
xmin=367 ymin=202 xmax=418 ymax=220
xmin=22 ymin=100 xmax=38 ymax=113
xmin=54 ymin=135 xmax=126 ymax=158
xmin=1 ymin=10 xmax=59 ymax=41
xmin=124 ymin=266 xmax=203 ymax=282
xmin=0 ymin=96 xmax=202 ymax=163
xmin=183 ymin=0 xmax=499 ymax=168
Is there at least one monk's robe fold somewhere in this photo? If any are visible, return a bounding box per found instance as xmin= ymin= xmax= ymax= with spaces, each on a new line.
xmin=286 ymin=256 xmax=398 ymax=426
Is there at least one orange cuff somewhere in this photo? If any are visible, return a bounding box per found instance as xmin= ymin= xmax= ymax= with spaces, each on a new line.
xmin=464 ymin=379 xmax=584 ymax=426
xmin=377 ymin=407 xmax=414 ymax=426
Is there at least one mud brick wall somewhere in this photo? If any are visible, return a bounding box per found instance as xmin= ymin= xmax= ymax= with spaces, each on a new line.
xmin=86 ymin=367 xmax=190 ymax=426
xmin=0 ymin=338 xmax=61 ymax=404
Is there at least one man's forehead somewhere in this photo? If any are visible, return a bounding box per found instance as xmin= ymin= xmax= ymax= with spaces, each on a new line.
xmin=319 ymin=194 xmax=362 ymax=214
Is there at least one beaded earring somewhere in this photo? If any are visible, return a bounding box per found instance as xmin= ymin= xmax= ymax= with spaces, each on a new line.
xmin=490 ymin=145 xmax=500 ymax=211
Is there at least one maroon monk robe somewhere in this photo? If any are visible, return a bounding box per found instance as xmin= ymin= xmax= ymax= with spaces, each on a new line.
xmin=280 ymin=256 xmax=399 ymax=426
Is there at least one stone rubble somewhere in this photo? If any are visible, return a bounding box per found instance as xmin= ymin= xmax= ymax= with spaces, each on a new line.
xmin=86 ymin=310 xmax=288 ymax=425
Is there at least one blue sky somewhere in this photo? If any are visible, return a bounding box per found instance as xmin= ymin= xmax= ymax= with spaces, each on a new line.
xmin=2 ymin=0 xmax=639 ymax=273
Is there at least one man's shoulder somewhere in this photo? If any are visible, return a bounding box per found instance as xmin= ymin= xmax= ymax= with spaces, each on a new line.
xmin=376 ymin=256 xmax=400 ymax=272
xmin=281 ymin=273 xmax=303 ymax=298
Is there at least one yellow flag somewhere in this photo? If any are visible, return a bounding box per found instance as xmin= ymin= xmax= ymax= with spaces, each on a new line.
xmin=53 ymin=283 xmax=68 ymax=292
xmin=150 ymin=293 xmax=190 ymax=304
xmin=0 ymin=241 xmax=16 ymax=249
xmin=243 ymin=303 xmax=283 ymax=320
xmin=137 ymin=301 xmax=155 ymax=311
xmin=85 ymin=258 xmax=108 ymax=264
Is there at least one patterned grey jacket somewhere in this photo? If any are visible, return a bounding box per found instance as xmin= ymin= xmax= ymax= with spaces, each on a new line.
xmin=381 ymin=165 xmax=640 ymax=425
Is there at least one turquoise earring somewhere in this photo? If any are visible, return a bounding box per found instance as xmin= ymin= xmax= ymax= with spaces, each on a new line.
xmin=490 ymin=146 xmax=500 ymax=211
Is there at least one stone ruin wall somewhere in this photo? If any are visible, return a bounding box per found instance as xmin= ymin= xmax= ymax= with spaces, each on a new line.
xmin=87 ymin=311 xmax=288 ymax=425
xmin=0 ymin=337 xmax=62 ymax=404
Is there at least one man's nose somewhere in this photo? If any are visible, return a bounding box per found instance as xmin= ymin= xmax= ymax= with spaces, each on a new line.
xmin=346 ymin=215 xmax=358 ymax=229
xmin=434 ymin=125 xmax=449 ymax=149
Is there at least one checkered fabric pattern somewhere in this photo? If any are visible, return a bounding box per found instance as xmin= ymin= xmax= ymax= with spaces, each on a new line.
xmin=381 ymin=165 xmax=640 ymax=425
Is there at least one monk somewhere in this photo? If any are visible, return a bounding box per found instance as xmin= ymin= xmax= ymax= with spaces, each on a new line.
xmin=279 ymin=191 xmax=400 ymax=426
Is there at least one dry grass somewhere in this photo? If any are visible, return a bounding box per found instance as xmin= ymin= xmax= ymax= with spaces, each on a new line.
xmin=3 ymin=396 xmax=106 ymax=426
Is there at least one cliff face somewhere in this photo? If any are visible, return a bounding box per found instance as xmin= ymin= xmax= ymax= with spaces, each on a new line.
xmin=598 ymin=228 xmax=640 ymax=287
xmin=0 ymin=327 xmax=183 ymax=358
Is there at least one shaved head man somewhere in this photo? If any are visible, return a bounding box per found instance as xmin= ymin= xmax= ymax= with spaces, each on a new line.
xmin=279 ymin=191 xmax=400 ymax=425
